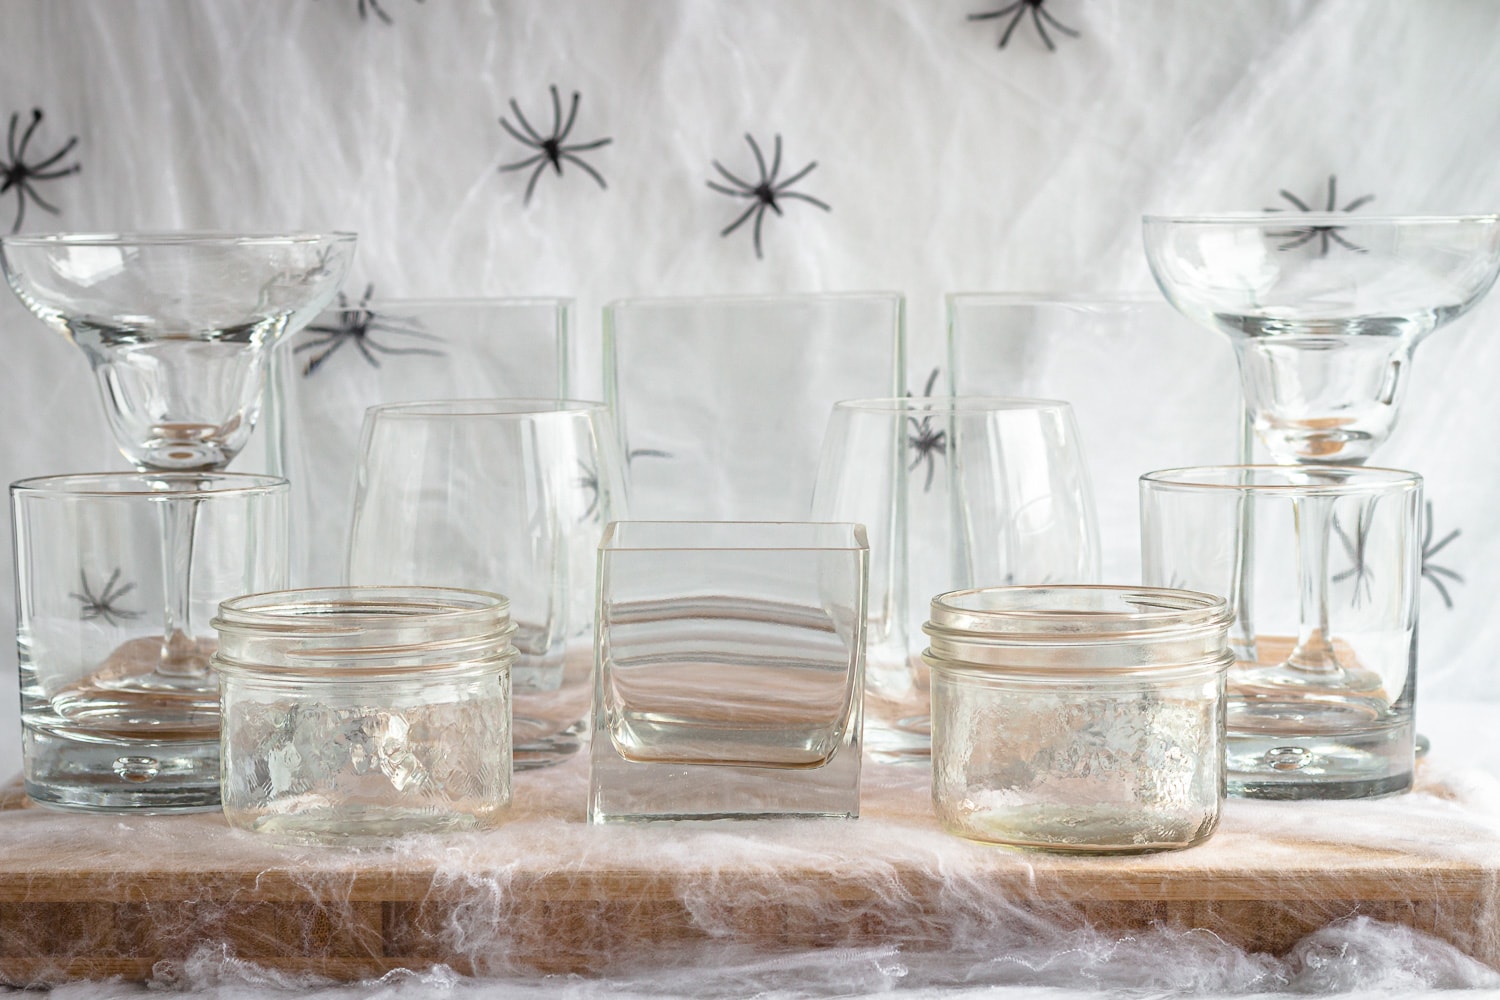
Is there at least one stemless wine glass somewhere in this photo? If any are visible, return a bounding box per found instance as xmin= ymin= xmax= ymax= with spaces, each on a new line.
xmin=811 ymin=397 xmax=1099 ymax=761
xmin=0 ymin=233 xmax=354 ymax=782
xmin=346 ymin=399 xmax=624 ymax=769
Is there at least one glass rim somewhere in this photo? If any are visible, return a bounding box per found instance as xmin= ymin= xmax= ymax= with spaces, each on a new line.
xmin=605 ymin=291 xmax=904 ymax=310
xmin=363 ymin=397 xmax=607 ymax=419
xmin=9 ymin=471 xmax=290 ymax=499
xmin=601 ymin=520 xmax=869 ymax=552
xmin=1141 ymin=464 xmax=1421 ymax=495
xmin=214 ymin=585 xmax=511 ymax=633
xmin=0 ymin=231 xmax=358 ymax=248
xmin=834 ymin=395 xmax=1072 ymax=414
xmin=1142 ymin=213 xmax=1500 ymax=228
xmin=945 ymin=291 xmax=1159 ymax=306
xmin=318 ymin=296 xmax=571 ymax=310
xmin=928 ymin=584 xmax=1232 ymax=636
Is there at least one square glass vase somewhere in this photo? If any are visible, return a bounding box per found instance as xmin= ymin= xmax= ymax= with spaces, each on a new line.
xmin=589 ymin=521 xmax=868 ymax=822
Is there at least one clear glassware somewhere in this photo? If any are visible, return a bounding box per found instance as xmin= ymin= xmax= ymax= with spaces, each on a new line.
xmin=265 ymin=297 xmax=572 ymax=587
xmin=1143 ymin=215 xmax=1499 ymax=743
xmin=346 ymin=399 xmax=623 ymax=770
xmin=603 ymin=293 xmax=904 ymax=519
xmin=810 ymin=397 xmax=1099 ymax=762
xmin=1140 ymin=466 xmax=1422 ymax=799
xmin=10 ymin=472 xmax=288 ymax=810
xmin=213 ymin=586 xmax=515 ymax=842
xmin=924 ymin=585 xmax=1231 ymax=853
xmin=945 ymin=293 xmax=1242 ymax=581
xmin=589 ymin=521 xmax=867 ymax=823
xmin=0 ymin=232 xmax=355 ymax=728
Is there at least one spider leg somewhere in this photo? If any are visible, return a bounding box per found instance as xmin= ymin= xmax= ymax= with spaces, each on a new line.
xmin=559 ymin=151 xmax=608 ymax=190
xmin=507 ymin=99 xmax=546 ymax=145
xmin=558 ymin=89 xmax=581 ymax=143
xmin=15 ymin=109 xmax=42 ymax=160
xmin=706 ymin=181 xmax=755 ymax=198
xmin=548 ymin=85 xmax=564 ymax=142
xmin=364 ymin=0 xmax=394 ymax=25
xmin=367 ymin=317 xmax=441 ymax=340
xmin=26 ymin=135 xmax=78 ymax=172
xmin=924 ymin=452 xmax=936 ymax=492
xmin=19 ymin=180 xmax=62 ymax=215
xmin=9 ymin=190 xmax=24 ymax=234
xmin=1030 ymin=7 xmax=1057 ymax=51
xmin=26 ymin=163 xmax=81 ymax=180
xmin=1425 ymin=527 xmax=1461 ymax=559
xmin=777 ymin=191 xmax=832 ymax=213
xmin=353 ymin=337 xmax=382 ymax=369
xmin=5 ymin=112 xmax=18 ymax=161
xmin=1343 ymin=193 xmax=1375 ymax=212
xmin=1036 ymin=5 xmax=1080 ymax=38
xmin=1276 ymin=230 xmax=1317 ymax=251
xmin=967 ymin=1 xmax=1023 ymax=22
xmin=302 ymin=337 xmax=347 ymax=376
xmin=363 ymin=340 xmax=445 ymax=359
xmin=773 ymin=160 xmax=818 ymax=190
xmin=752 ymin=202 xmax=768 ymax=259
xmin=560 ymin=137 xmax=611 ymax=153
xmin=999 ymin=4 xmax=1028 ymax=47
xmin=1325 ymin=176 xmax=1338 ymax=211
xmin=358 ymin=282 xmax=375 ymax=307
xmin=1425 ymin=573 xmax=1455 ymax=610
xmin=292 ymin=334 xmax=337 ymax=355
xmin=1328 ymin=230 xmax=1368 ymax=254
xmin=1278 ymin=190 xmax=1312 ymax=212
xmin=767 ymin=135 xmax=783 ymax=185
xmin=523 ymin=158 xmax=548 ymax=204
xmin=711 ymin=160 xmax=756 ymax=192
xmin=500 ymin=118 xmax=543 ymax=152
xmin=745 ymin=134 xmax=769 ymax=185
xmin=1331 ymin=517 xmax=1357 ymax=561
xmin=719 ymin=199 xmax=760 ymax=237
xmin=499 ymin=152 xmax=547 ymax=173
xmin=1424 ymin=564 xmax=1464 ymax=583
xmin=923 ymin=367 xmax=940 ymax=397
xmin=100 ymin=568 xmax=123 ymax=601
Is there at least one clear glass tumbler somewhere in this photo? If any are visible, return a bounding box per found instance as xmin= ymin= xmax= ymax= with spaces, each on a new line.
xmin=346 ymin=399 xmax=624 ymax=769
xmin=1140 ymin=466 xmax=1422 ymax=799
xmin=590 ymin=521 xmax=867 ymax=822
xmin=924 ymin=586 xmax=1231 ymax=853
xmin=213 ymin=586 xmax=515 ymax=842
xmin=811 ymin=397 xmax=1099 ymax=762
xmin=10 ymin=472 xmax=288 ymax=811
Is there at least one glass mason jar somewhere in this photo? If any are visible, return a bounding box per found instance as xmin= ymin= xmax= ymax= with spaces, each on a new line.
xmin=924 ymin=585 xmax=1232 ymax=853
xmin=212 ymin=586 xmax=516 ymax=842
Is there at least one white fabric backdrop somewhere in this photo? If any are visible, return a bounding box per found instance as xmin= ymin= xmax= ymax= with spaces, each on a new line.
xmin=4 ymin=0 xmax=1500 ymax=782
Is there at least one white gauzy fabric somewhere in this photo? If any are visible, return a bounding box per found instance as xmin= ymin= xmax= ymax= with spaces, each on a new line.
xmin=3 ymin=8 xmax=1500 ymax=993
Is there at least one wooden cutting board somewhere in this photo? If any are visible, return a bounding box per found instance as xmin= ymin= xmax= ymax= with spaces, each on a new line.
xmin=1 ymin=758 xmax=1496 ymax=986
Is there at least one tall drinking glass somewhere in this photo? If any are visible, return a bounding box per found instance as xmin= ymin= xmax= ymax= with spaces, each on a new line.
xmin=811 ymin=397 xmax=1099 ymax=760
xmin=346 ymin=399 xmax=624 ymax=769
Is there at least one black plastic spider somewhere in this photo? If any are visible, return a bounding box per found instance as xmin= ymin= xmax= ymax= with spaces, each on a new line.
xmin=1331 ymin=505 xmax=1374 ymax=608
xmin=906 ymin=368 xmax=947 ymax=493
xmin=707 ymin=134 xmax=830 ymax=260
xmin=293 ymin=283 xmax=444 ymax=376
xmin=70 ymin=568 xmax=142 ymax=627
xmin=1420 ymin=501 xmax=1463 ymax=610
xmin=498 ymin=86 xmax=612 ymax=206
xmin=1266 ymin=175 xmax=1375 ymax=255
xmin=968 ymin=0 xmax=1079 ymax=51
xmin=356 ymin=0 xmax=423 ymax=24
xmin=2 ymin=109 xmax=81 ymax=234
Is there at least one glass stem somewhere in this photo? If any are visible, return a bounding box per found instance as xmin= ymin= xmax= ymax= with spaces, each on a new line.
xmin=1288 ymin=493 xmax=1339 ymax=672
xmin=1230 ymin=408 xmax=1257 ymax=662
xmin=157 ymin=493 xmax=205 ymax=677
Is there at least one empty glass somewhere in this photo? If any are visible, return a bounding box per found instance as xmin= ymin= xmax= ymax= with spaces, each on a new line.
xmin=346 ymin=399 xmax=624 ymax=769
xmin=214 ymin=586 xmax=516 ymax=842
xmin=266 ymin=297 xmax=572 ymax=586
xmin=603 ymin=294 xmax=904 ymax=519
xmin=589 ymin=521 xmax=867 ymax=822
xmin=11 ymin=472 xmax=288 ymax=810
xmin=811 ymin=397 xmax=1099 ymax=761
xmin=925 ymin=585 xmax=1231 ymax=853
xmin=1140 ymin=466 xmax=1422 ymax=799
